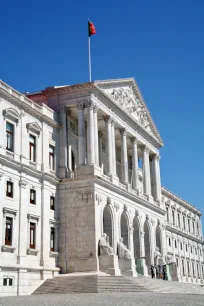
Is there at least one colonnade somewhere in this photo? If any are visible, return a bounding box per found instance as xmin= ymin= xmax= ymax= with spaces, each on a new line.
xmin=76 ymin=100 xmax=161 ymax=203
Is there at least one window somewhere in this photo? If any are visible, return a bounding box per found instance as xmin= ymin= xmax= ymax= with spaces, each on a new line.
xmin=9 ymin=278 xmax=13 ymax=286
xmin=188 ymin=218 xmax=191 ymax=232
xmin=192 ymin=262 xmax=195 ymax=277
xmin=3 ymin=278 xmax=13 ymax=286
xmin=176 ymin=257 xmax=179 ymax=266
xmin=178 ymin=213 xmax=181 ymax=228
xmin=169 ymin=238 xmax=171 ymax=247
xmin=29 ymin=134 xmax=36 ymax=162
xmin=192 ymin=221 xmax=195 ymax=234
xmin=29 ymin=223 xmax=36 ymax=249
xmin=6 ymin=181 xmax=13 ymax=198
xmin=166 ymin=206 xmax=169 ymax=222
xmin=197 ymin=222 xmax=199 ymax=236
xmin=6 ymin=122 xmax=14 ymax=152
xmin=180 ymin=242 xmax=183 ymax=250
xmin=172 ymin=209 xmax=175 ymax=225
xmin=195 ymin=248 xmax=197 ymax=255
xmin=197 ymin=263 xmax=200 ymax=277
xmin=183 ymin=215 xmax=186 ymax=230
xmin=186 ymin=244 xmax=188 ymax=252
xmin=5 ymin=217 xmax=12 ymax=246
xmin=175 ymin=239 xmax=177 ymax=248
xmin=50 ymin=196 xmax=55 ymax=210
xmin=191 ymin=246 xmax=193 ymax=254
xmin=49 ymin=145 xmax=55 ymax=170
xmin=50 ymin=227 xmax=55 ymax=252
xmin=30 ymin=189 xmax=36 ymax=205
xmin=187 ymin=261 xmax=190 ymax=276
xmin=182 ymin=259 xmax=185 ymax=274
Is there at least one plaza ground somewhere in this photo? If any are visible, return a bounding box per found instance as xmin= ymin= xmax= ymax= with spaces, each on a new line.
xmin=1 ymin=292 xmax=204 ymax=306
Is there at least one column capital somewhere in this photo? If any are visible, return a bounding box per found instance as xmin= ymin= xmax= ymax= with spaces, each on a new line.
xmin=93 ymin=104 xmax=99 ymax=113
xmin=104 ymin=115 xmax=112 ymax=124
xmin=85 ymin=100 xmax=96 ymax=110
xmin=77 ymin=102 xmax=85 ymax=111
xmin=111 ymin=117 xmax=116 ymax=126
xmin=120 ymin=128 xmax=126 ymax=136
xmin=130 ymin=136 xmax=138 ymax=144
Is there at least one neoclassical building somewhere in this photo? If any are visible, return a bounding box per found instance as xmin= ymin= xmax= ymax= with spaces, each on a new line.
xmin=0 ymin=78 xmax=203 ymax=296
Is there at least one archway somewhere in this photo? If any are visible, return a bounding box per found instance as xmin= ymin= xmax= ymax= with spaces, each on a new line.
xmin=103 ymin=206 xmax=113 ymax=247
xmin=133 ymin=217 xmax=140 ymax=259
xmin=144 ymin=221 xmax=151 ymax=267
xmin=156 ymin=225 xmax=162 ymax=253
xmin=120 ymin=212 xmax=129 ymax=249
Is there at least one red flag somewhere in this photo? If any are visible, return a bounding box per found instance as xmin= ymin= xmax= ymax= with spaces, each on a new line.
xmin=88 ymin=21 xmax=96 ymax=37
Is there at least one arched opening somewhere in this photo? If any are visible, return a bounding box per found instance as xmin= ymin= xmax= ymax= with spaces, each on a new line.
xmin=71 ymin=150 xmax=75 ymax=171
xmin=144 ymin=221 xmax=151 ymax=267
xmin=120 ymin=212 xmax=129 ymax=249
xmin=133 ymin=217 xmax=140 ymax=259
xmin=103 ymin=206 xmax=113 ymax=247
xmin=156 ymin=225 xmax=162 ymax=252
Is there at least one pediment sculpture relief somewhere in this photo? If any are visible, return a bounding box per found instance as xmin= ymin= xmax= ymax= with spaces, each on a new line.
xmin=110 ymin=87 xmax=152 ymax=135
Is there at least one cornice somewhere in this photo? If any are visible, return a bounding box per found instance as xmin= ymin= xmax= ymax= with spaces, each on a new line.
xmin=166 ymin=225 xmax=204 ymax=245
xmin=94 ymin=177 xmax=166 ymax=216
xmin=161 ymin=186 xmax=201 ymax=216
xmin=0 ymin=80 xmax=59 ymax=129
xmin=0 ymin=154 xmax=59 ymax=185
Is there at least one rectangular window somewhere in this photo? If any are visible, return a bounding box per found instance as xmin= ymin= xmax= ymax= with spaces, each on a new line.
xmin=175 ymin=239 xmax=177 ymax=248
xmin=188 ymin=218 xmax=191 ymax=232
xmin=192 ymin=221 xmax=195 ymax=234
xmin=182 ymin=259 xmax=185 ymax=274
xmin=29 ymin=134 xmax=36 ymax=162
xmin=186 ymin=244 xmax=188 ymax=252
xmin=3 ymin=278 xmax=7 ymax=286
xmin=197 ymin=263 xmax=200 ymax=277
xmin=29 ymin=223 xmax=36 ymax=249
xmin=178 ymin=213 xmax=181 ymax=228
xmin=5 ymin=217 xmax=12 ymax=246
xmin=6 ymin=181 xmax=13 ymax=198
xmin=49 ymin=145 xmax=55 ymax=170
xmin=172 ymin=209 xmax=175 ymax=225
xmin=50 ymin=196 xmax=55 ymax=210
xmin=6 ymin=122 xmax=14 ymax=152
xmin=166 ymin=206 xmax=169 ymax=222
xmin=187 ymin=261 xmax=190 ymax=276
xmin=9 ymin=278 xmax=13 ymax=286
xmin=183 ymin=215 xmax=186 ymax=230
xmin=30 ymin=189 xmax=36 ymax=205
xmin=180 ymin=242 xmax=183 ymax=250
xmin=50 ymin=227 xmax=55 ymax=252
xmin=195 ymin=248 xmax=197 ymax=255
xmin=169 ymin=238 xmax=171 ymax=247
xmin=192 ymin=262 xmax=195 ymax=277
xmin=176 ymin=257 xmax=179 ymax=266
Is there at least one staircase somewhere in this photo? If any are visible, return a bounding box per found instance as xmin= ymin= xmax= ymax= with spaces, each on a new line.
xmin=126 ymin=276 xmax=204 ymax=294
xmin=33 ymin=274 xmax=150 ymax=294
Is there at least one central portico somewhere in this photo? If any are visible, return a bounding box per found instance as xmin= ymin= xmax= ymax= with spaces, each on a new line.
xmin=52 ymin=78 xmax=166 ymax=276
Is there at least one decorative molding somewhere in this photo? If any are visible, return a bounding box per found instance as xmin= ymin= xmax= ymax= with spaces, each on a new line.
xmin=3 ymin=107 xmax=20 ymax=123
xmin=1 ymin=245 xmax=16 ymax=253
xmin=26 ymin=122 xmax=42 ymax=135
xmin=19 ymin=180 xmax=28 ymax=188
xmin=27 ymin=213 xmax=40 ymax=223
xmin=3 ymin=207 xmax=18 ymax=218
xmin=49 ymin=251 xmax=59 ymax=258
xmin=27 ymin=248 xmax=39 ymax=256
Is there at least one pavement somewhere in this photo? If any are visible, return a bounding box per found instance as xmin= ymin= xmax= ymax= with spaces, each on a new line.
xmin=1 ymin=292 xmax=204 ymax=306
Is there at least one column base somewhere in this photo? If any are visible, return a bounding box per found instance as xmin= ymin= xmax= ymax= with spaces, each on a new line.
xmin=67 ymin=257 xmax=99 ymax=273
xmin=75 ymin=164 xmax=102 ymax=179
xmin=99 ymin=255 xmax=121 ymax=276
xmin=118 ymin=258 xmax=137 ymax=277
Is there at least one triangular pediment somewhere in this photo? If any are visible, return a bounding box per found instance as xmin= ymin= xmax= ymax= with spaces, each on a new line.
xmin=95 ymin=78 xmax=163 ymax=146
xmin=26 ymin=122 xmax=42 ymax=135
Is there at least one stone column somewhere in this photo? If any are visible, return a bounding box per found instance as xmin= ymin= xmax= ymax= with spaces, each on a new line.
xmin=77 ymin=102 xmax=86 ymax=166
xmin=93 ymin=105 xmax=99 ymax=165
xmin=131 ymin=137 xmax=139 ymax=191
xmin=98 ymin=132 xmax=104 ymax=172
xmin=139 ymin=230 xmax=148 ymax=276
xmin=111 ymin=119 xmax=117 ymax=176
xmin=58 ymin=107 xmax=68 ymax=178
xmin=120 ymin=128 xmax=128 ymax=185
xmin=142 ymin=146 xmax=151 ymax=198
xmin=86 ymin=101 xmax=95 ymax=165
xmin=151 ymin=154 xmax=161 ymax=202
xmin=104 ymin=116 xmax=113 ymax=176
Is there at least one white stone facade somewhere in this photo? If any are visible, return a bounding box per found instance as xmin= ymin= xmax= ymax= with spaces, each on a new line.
xmin=0 ymin=78 xmax=203 ymax=296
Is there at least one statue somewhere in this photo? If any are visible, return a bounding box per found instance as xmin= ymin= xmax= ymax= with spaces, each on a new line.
xmin=165 ymin=254 xmax=173 ymax=264
xmin=154 ymin=247 xmax=163 ymax=266
xmin=99 ymin=233 xmax=114 ymax=256
xmin=117 ymin=237 xmax=131 ymax=259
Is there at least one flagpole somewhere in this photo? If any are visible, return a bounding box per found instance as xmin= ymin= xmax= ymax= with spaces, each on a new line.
xmin=88 ymin=34 xmax=91 ymax=82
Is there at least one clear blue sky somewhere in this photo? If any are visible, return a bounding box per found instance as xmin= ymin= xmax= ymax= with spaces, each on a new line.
xmin=1 ymin=1 xmax=204 ymax=219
